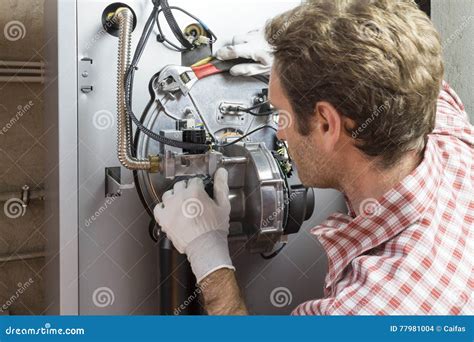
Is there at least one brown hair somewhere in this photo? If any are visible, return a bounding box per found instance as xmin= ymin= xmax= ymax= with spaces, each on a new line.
xmin=265 ymin=0 xmax=444 ymax=168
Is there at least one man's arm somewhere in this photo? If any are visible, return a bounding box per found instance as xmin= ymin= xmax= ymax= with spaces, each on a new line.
xmin=200 ymin=269 xmax=248 ymax=315
xmin=154 ymin=169 xmax=250 ymax=315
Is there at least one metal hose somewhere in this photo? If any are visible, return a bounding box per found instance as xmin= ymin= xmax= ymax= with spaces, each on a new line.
xmin=115 ymin=8 xmax=160 ymax=172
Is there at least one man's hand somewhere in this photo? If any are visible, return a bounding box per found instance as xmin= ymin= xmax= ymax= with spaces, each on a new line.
xmin=154 ymin=168 xmax=234 ymax=284
xmin=216 ymin=29 xmax=273 ymax=76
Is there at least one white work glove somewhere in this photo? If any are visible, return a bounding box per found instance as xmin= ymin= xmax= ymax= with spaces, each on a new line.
xmin=216 ymin=29 xmax=273 ymax=76
xmin=153 ymin=168 xmax=234 ymax=284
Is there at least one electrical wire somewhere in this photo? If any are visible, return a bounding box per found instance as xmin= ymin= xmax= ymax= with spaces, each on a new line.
xmin=131 ymin=72 xmax=162 ymax=222
xmin=216 ymin=125 xmax=277 ymax=148
xmin=245 ymin=109 xmax=275 ymax=116
xmin=123 ymin=1 xmax=210 ymax=151
xmin=234 ymin=101 xmax=276 ymax=116
xmin=156 ymin=2 xmax=217 ymax=52
xmin=245 ymin=101 xmax=271 ymax=111
xmin=124 ymin=1 xmax=274 ymax=152
xmin=158 ymin=0 xmax=194 ymax=50
xmin=149 ymin=218 xmax=159 ymax=243
xmin=260 ymin=242 xmax=287 ymax=260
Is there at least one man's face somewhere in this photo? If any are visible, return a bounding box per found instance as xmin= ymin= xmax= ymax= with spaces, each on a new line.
xmin=268 ymin=66 xmax=337 ymax=189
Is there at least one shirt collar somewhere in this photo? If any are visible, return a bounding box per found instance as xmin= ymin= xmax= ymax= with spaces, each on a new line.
xmin=311 ymin=137 xmax=445 ymax=289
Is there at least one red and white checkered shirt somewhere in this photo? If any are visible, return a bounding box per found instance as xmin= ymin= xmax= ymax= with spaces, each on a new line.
xmin=293 ymin=82 xmax=474 ymax=315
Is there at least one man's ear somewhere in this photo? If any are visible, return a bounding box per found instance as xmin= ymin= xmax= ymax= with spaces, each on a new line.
xmin=314 ymin=101 xmax=342 ymax=152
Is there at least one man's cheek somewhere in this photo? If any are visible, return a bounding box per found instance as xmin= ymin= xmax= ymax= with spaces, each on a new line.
xmin=289 ymin=144 xmax=304 ymax=164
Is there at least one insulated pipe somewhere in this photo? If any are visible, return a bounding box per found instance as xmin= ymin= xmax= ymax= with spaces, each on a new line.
xmin=114 ymin=8 xmax=159 ymax=172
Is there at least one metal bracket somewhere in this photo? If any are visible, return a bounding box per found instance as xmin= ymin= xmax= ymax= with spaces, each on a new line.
xmin=105 ymin=167 xmax=135 ymax=197
xmin=80 ymin=57 xmax=93 ymax=94
xmin=217 ymin=102 xmax=247 ymax=126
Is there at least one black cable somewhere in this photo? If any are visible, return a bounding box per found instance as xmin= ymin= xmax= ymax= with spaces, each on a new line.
xmin=260 ymin=243 xmax=286 ymax=260
xmin=246 ymin=109 xmax=275 ymax=116
xmin=149 ymin=218 xmax=159 ymax=243
xmin=156 ymin=3 xmax=217 ymax=52
xmin=216 ymin=125 xmax=277 ymax=148
xmin=132 ymin=72 xmax=161 ymax=223
xmin=124 ymin=1 xmax=266 ymax=150
xmin=245 ymin=101 xmax=270 ymax=111
xmin=237 ymin=101 xmax=276 ymax=116
xmin=126 ymin=69 xmax=210 ymax=150
xmin=123 ymin=3 xmax=209 ymax=150
xmin=160 ymin=0 xmax=193 ymax=50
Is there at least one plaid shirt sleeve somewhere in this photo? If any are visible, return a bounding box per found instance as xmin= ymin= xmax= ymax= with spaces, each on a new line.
xmin=292 ymin=82 xmax=474 ymax=315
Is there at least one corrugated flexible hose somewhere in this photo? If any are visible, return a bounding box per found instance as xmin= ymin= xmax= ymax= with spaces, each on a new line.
xmin=115 ymin=8 xmax=153 ymax=171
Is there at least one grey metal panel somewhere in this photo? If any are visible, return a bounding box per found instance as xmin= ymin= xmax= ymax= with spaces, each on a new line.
xmin=432 ymin=0 xmax=474 ymax=123
xmin=44 ymin=0 xmax=79 ymax=314
xmin=77 ymin=0 xmax=159 ymax=315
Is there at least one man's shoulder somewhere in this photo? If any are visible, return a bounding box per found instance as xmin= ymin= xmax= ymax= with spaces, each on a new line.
xmin=434 ymin=82 xmax=474 ymax=147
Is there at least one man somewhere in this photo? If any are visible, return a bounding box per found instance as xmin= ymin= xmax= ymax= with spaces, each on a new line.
xmin=154 ymin=0 xmax=473 ymax=315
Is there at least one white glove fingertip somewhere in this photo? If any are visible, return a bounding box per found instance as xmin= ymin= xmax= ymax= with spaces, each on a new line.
xmin=214 ymin=167 xmax=228 ymax=182
xmin=173 ymin=180 xmax=187 ymax=193
xmin=234 ymin=63 xmax=272 ymax=76
xmin=153 ymin=204 xmax=165 ymax=224
xmin=229 ymin=64 xmax=255 ymax=77
xmin=187 ymin=177 xmax=204 ymax=190
xmin=213 ymin=168 xmax=230 ymax=208
xmin=215 ymin=46 xmax=238 ymax=60
xmin=161 ymin=189 xmax=174 ymax=204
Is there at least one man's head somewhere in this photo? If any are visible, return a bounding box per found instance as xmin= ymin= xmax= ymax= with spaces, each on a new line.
xmin=266 ymin=0 xmax=444 ymax=188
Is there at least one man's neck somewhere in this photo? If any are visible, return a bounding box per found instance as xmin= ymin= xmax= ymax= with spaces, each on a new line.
xmin=342 ymin=151 xmax=423 ymax=216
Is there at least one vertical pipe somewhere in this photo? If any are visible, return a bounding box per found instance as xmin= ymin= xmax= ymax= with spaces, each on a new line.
xmin=159 ymin=237 xmax=202 ymax=315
